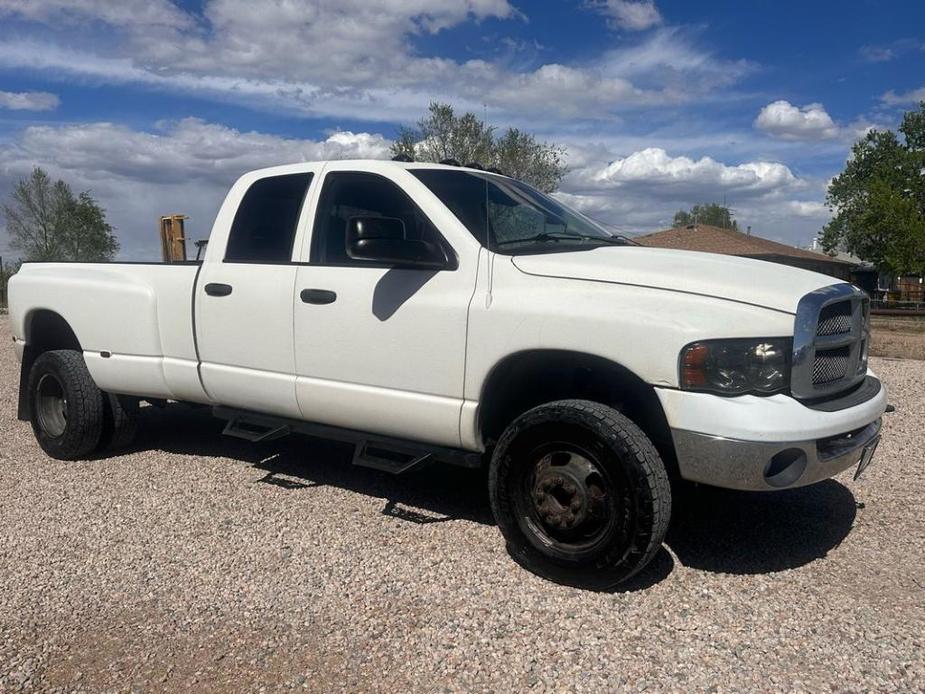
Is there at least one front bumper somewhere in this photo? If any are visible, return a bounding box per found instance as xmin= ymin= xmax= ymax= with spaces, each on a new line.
xmin=671 ymin=418 xmax=881 ymax=491
xmin=657 ymin=375 xmax=887 ymax=491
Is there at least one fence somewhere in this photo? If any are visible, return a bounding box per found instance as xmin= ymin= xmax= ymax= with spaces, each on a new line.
xmin=0 ymin=285 xmax=6 ymax=312
xmin=871 ymin=300 xmax=925 ymax=317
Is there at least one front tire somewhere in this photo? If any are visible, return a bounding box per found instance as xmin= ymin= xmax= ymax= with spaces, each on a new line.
xmin=488 ymin=399 xmax=671 ymax=586
xmin=28 ymin=350 xmax=104 ymax=460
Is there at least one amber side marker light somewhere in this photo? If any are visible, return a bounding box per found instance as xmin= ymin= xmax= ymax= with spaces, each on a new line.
xmin=681 ymin=342 xmax=710 ymax=388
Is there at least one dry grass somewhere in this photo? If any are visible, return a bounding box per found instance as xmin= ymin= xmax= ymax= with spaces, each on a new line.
xmin=870 ymin=315 xmax=925 ymax=361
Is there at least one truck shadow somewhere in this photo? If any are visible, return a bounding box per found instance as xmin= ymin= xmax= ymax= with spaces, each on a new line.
xmin=130 ymin=404 xmax=859 ymax=591
xmin=666 ymin=480 xmax=858 ymax=575
xmin=132 ymin=404 xmax=494 ymax=526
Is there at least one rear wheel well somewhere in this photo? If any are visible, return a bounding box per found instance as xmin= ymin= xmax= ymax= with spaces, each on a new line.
xmin=478 ymin=350 xmax=677 ymax=475
xmin=26 ymin=310 xmax=82 ymax=353
xmin=18 ymin=310 xmax=83 ymax=420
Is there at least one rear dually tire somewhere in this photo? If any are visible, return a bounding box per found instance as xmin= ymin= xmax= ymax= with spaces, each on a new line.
xmin=28 ymin=350 xmax=104 ymax=460
xmin=98 ymin=392 xmax=140 ymax=452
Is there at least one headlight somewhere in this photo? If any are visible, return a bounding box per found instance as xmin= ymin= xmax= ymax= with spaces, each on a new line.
xmin=680 ymin=338 xmax=792 ymax=395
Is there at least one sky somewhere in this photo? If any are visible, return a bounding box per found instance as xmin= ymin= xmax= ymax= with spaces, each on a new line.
xmin=0 ymin=0 xmax=923 ymax=260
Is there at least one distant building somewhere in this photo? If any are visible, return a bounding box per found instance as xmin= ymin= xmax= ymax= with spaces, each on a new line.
xmin=882 ymin=274 xmax=924 ymax=304
xmin=636 ymin=224 xmax=876 ymax=290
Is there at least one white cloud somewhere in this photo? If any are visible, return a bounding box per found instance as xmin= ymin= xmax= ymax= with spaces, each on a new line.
xmin=881 ymin=85 xmax=925 ymax=106
xmin=0 ymin=89 xmax=59 ymax=111
xmin=549 ymin=142 xmax=825 ymax=238
xmin=859 ymin=39 xmax=924 ymax=64
xmin=0 ymin=5 xmax=753 ymax=123
xmin=0 ymin=0 xmax=518 ymax=86
xmin=844 ymin=119 xmax=880 ymax=141
xmin=590 ymin=1 xmax=662 ymax=31
xmin=0 ymin=119 xmax=391 ymax=257
xmin=4 ymin=119 xmax=392 ymax=184
xmin=859 ymin=45 xmax=896 ymax=63
xmin=754 ymin=100 xmax=841 ymax=141
xmin=571 ymin=147 xmax=797 ymax=197
xmin=0 ymin=0 xmax=192 ymax=30
xmin=599 ymin=27 xmax=754 ymax=96
xmin=469 ymin=62 xmax=644 ymax=115
xmin=786 ymin=200 xmax=829 ymax=218
xmin=167 ymin=0 xmax=520 ymax=85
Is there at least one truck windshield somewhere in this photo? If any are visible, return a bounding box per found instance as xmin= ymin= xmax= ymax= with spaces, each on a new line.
xmin=411 ymin=169 xmax=631 ymax=254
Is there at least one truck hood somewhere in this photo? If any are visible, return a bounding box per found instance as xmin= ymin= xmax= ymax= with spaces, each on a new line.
xmin=511 ymin=246 xmax=837 ymax=314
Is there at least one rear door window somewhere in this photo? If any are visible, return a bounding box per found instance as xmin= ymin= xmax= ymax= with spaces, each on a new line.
xmin=225 ymin=172 xmax=313 ymax=263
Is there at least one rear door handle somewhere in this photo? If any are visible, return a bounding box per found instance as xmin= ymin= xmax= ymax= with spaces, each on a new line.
xmin=300 ymin=288 xmax=337 ymax=305
xmin=204 ymin=283 xmax=233 ymax=297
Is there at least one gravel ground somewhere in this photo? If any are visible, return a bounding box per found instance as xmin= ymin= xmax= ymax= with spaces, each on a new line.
xmin=1 ymin=315 xmax=923 ymax=693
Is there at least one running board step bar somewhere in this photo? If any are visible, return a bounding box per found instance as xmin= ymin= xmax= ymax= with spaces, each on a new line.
xmin=352 ymin=443 xmax=434 ymax=474
xmin=212 ymin=406 xmax=482 ymax=473
xmin=222 ymin=417 xmax=290 ymax=443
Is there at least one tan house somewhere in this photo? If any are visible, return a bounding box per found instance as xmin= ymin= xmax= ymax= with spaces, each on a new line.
xmin=636 ymin=224 xmax=860 ymax=282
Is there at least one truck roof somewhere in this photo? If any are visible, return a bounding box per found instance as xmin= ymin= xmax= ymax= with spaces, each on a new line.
xmin=244 ymin=159 xmax=508 ymax=179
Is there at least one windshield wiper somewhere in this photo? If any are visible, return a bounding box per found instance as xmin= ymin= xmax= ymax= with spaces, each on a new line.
xmin=497 ymin=232 xmax=566 ymax=246
xmin=496 ymin=232 xmax=627 ymax=246
xmin=585 ymin=234 xmax=631 ymax=245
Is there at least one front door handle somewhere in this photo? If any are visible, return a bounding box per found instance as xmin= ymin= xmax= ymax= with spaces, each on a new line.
xmin=204 ymin=283 xmax=233 ymax=297
xmin=300 ymin=288 xmax=337 ymax=305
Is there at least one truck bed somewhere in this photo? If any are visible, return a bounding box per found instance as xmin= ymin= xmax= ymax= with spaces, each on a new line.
xmin=9 ymin=261 xmax=209 ymax=403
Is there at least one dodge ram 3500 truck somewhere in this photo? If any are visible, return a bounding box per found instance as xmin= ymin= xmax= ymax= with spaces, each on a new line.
xmin=9 ymin=159 xmax=886 ymax=584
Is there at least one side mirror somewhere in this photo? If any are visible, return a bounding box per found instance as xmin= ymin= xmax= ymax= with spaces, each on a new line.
xmin=346 ymin=216 xmax=448 ymax=269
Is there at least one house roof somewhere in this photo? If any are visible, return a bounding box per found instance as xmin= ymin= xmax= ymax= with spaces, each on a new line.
xmin=635 ymin=224 xmax=855 ymax=265
xmin=810 ymin=247 xmax=873 ymax=267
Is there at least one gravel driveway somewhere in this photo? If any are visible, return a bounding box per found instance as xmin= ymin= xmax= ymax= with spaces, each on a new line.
xmin=1 ymin=315 xmax=923 ymax=692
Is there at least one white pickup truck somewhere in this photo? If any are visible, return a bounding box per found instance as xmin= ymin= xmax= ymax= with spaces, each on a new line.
xmin=9 ymin=159 xmax=886 ymax=584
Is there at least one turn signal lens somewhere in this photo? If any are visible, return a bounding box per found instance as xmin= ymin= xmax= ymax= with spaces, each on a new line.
xmin=681 ymin=343 xmax=710 ymax=387
xmin=679 ymin=338 xmax=792 ymax=396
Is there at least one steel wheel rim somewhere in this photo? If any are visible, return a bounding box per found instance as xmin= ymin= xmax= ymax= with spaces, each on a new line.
xmin=514 ymin=442 xmax=620 ymax=558
xmin=36 ymin=373 xmax=68 ymax=438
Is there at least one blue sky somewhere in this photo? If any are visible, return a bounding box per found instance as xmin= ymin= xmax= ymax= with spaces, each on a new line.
xmin=0 ymin=0 xmax=923 ymax=259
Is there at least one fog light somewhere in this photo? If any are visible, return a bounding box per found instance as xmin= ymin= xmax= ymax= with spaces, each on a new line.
xmin=764 ymin=448 xmax=807 ymax=488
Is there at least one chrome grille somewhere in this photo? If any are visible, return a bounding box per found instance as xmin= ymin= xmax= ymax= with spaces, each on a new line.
xmin=812 ymin=346 xmax=850 ymax=384
xmin=816 ymin=302 xmax=852 ymax=336
xmin=792 ymin=284 xmax=870 ymax=400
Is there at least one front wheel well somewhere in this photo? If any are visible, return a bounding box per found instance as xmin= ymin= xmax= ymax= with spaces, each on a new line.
xmin=477 ymin=350 xmax=677 ymax=475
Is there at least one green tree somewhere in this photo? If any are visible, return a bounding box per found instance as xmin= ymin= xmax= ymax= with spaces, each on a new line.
xmin=2 ymin=167 xmax=119 ymax=262
xmin=673 ymin=203 xmax=739 ymax=230
xmin=391 ymin=102 xmax=567 ymax=192
xmin=820 ymin=102 xmax=925 ymax=274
